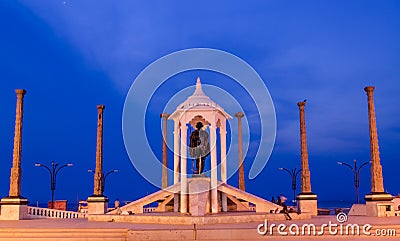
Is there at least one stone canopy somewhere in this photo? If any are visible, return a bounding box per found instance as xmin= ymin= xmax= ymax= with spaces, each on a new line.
xmin=169 ymin=77 xmax=232 ymax=126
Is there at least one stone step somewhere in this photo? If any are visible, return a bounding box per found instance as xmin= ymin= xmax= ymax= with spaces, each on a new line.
xmin=0 ymin=228 xmax=128 ymax=241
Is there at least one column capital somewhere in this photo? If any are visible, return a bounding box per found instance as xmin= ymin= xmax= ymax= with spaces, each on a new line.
xmin=160 ymin=113 xmax=170 ymax=119
xmin=97 ymin=105 xmax=105 ymax=110
xmin=364 ymin=86 xmax=375 ymax=94
xmin=235 ymin=112 xmax=244 ymax=118
xmin=15 ymin=89 xmax=27 ymax=96
xmin=297 ymin=101 xmax=306 ymax=107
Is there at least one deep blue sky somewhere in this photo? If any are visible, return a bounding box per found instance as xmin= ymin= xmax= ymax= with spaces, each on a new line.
xmin=1 ymin=1 xmax=399 ymax=207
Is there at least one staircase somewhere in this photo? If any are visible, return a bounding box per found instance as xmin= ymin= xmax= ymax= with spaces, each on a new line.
xmin=109 ymin=181 xmax=280 ymax=215
xmin=108 ymin=182 xmax=181 ymax=214
xmin=217 ymin=182 xmax=281 ymax=213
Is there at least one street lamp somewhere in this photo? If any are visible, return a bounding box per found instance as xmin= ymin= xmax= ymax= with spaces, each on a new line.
xmin=337 ymin=160 xmax=370 ymax=204
xmin=35 ymin=161 xmax=73 ymax=209
xmin=278 ymin=167 xmax=302 ymax=203
xmin=88 ymin=169 xmax=118 ymax=193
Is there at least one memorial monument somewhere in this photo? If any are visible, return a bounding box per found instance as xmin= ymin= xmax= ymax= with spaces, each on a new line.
xmin=87 ymin=105 xmax=109 ymax=214
xmin=363 ymin=86 xmax=394 ymax=217
xmin=168 ymin=77 xmax=231 ymax=214
xmin=109 ymin=77 xmax=281 ymax=217
xmin=296 ymin=100 xmax=318 ymax=216
xmin=0 ymin=89 xmax=29 ymax=220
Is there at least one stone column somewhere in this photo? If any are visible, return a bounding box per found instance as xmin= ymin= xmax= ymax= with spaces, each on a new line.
xmin=296 ymin=101 xmax=317 ymax=216
xmin=235 ymin=112 xmax=245 ymax=191
xmin=9 ymin=89 xmax=26 ymax=198
xmin=364 ymin=87 xmax=384 ymax=193
xmin=220 ymin=127 xmax=227 ymax=183
xmin=94 ymin=105 xmax=105 ymax=196
xmin=160 ymin=113 xmax=170 ymax=189
xmin=1 ymin=89 xmax=29 ymax=220
xmin=210 ymin=123 xmax=218 ymax=213
xmin=173 ymin=121 xmax=180 ymax=212
xmin=364 ymin=86 xmax=393 ymax=217
xmin=87 ymin=105 xmax=108 ymax=214
xmin=180 ymin=124 xmax=188 ymax=213
xmin=173 ymin=121 xmax=180 ymax=184
xmin=297 ymin=102 xmax=311 ymax=193
xmin=220 ymin=123 xmax=228 ymax=212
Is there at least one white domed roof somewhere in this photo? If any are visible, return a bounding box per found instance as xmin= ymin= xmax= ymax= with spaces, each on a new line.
xmin=169 ymin=77 xmax=232 ymax=120
xmin=178 ymin=77 xmax=220 ymax=110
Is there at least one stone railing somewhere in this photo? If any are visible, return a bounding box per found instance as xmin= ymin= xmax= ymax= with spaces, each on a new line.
xmin=143 ymin=207 xmax=156 ymax=213
xmin=27 ymin=206 xmax=87 ymax=219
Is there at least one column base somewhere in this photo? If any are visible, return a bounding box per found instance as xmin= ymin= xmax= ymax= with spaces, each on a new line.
xmin=297 ymin=193 xmax=318 ymax=216
xmin=87 ymin=195 xmax=109 ymax=214
xmin=0 ymin=197 xmax=29 ymax=220
xmin=221 ymin=193 xmax=228 ymax=212
xmin=365 ymin=193 xmax=394 ymax=217
xmin=173 ymin=193 xmax=180 ymax=212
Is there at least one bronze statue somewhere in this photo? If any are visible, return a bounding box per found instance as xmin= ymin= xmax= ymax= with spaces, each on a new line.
xmin=189 ymin=122 xmax=210 ymax=174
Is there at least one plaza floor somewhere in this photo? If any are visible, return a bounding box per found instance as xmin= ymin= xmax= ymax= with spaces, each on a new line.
xmin=0 ymin=215 xmax=400 ymax=240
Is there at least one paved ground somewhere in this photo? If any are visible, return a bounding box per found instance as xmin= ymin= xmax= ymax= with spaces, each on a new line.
xmin=0 ymin=216 xmax=400 ymax=240
xmin=0 ymin=215 xmax=399 ymax=229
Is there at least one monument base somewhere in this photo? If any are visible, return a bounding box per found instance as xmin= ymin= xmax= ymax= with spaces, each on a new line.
xmin=87 ymin=195 xmax=109 ymax=214
xmin=188 ymin=178 xmax=210 ymax=216
xmin=297 ymin=193 xmax=318 ymax=216
xmin=0 ymin=197 xmax=29 ymax=220
xmin=365 ymin=193 xmax=394 ymax=217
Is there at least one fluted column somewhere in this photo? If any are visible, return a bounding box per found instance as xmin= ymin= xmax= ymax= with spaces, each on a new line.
xmin=180 ymin=124 xmax=188 ymax=213
xmin=93 ymin=105 xmax=105 ymax=196
xmin=235 ymin=112 xmax=245 ymax=191
xmin=298 ymin=101 xmax=312 ymax=193
xmin=364 ymin=86 xmax=385 ymax=193
xmin=8 ymin=89 xmax=26 ymax=198
xmin=161 ymin=113 xmax=170 ymax=189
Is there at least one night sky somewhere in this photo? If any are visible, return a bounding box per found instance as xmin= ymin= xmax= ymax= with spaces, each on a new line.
xmin=1 ymin=1 xmax=399 ymax=207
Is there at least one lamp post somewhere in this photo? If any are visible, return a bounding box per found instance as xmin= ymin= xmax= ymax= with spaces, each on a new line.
xmin=88 ymin=169 xmax=118 ymax=193
xmin=337 ymin=160 xmax=370 ymax=204
xmin=35 ymin=161 xmax=73 ymax=209
xmin=278 ymin=167 xmax=302 ymax=203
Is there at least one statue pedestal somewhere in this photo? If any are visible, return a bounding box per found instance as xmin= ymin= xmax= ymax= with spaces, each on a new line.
xmin=188 ymin=178 xmax=210 ymax=216
xmin=365 ymin=193 xmax=394 ymax=217
xmin=87 ymin=195 xmax=109 ymax=214
xmin=297 ymin=193 xmax=317 ymax=216
xmin=0 ymin=197 xmax=29 ymax=220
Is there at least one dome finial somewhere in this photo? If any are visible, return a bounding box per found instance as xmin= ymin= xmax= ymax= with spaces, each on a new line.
xmin=193 ymin=77 xmax=205 ymax=96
